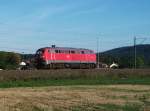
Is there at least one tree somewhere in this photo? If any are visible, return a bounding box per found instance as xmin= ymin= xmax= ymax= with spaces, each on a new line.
xmin=0 ymin=51 xmax=21 ymax=69
xmin=136 ymin=56 xmax=145 ymax=68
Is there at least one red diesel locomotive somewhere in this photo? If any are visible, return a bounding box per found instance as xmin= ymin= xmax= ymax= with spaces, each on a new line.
xmin=35 ymin=46 xmax=96 ymax=69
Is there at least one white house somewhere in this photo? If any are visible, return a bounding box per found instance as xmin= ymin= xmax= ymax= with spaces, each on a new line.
xmin=110 ymin=62 xmax=119 ymax=68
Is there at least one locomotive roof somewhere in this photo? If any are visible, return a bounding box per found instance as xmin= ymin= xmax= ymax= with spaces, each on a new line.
xmin=38 ymin=47 xmax=93 ymax=51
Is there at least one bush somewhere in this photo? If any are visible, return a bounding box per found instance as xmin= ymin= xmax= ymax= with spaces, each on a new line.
xmin=0 ymin=51 xmax=21 ymax=69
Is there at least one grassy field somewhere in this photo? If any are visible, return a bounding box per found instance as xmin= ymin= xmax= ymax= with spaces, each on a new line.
xmin=0 ymin=69 xmax=150 ymax=88
xmin=0 ymin=69 xmax=149 ymax=111
xmin=0 ymin=85 xmax=150 ymax=111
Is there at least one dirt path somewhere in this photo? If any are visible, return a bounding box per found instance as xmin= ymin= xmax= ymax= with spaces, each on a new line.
xmin=0 ymin=85 xmax=149 ymax=111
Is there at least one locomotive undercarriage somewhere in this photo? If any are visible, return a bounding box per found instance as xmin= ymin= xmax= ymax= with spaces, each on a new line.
xmin=35 ymin=58 xmax=96 ymax=69
xmin=36 ymin=60 xmax=96 ymax=69
xmin=46 ymin=63 xmax=96 ymax=69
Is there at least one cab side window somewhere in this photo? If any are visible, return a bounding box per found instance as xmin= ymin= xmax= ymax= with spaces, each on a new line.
xmin=55 ymin=50 xmax=59 ymax=53
xmin=48 ymin=49 xmax=55 ymax=53
xmin=81 ymin=51 xmax=85 ymax=54
xmin=71 ymin=50 xmax=75 ymax=54
xmin=60 ymin=50 xmax=64 ymax=53
xmin=48 ymin=50 xmax=51 ymax=53
xmin=64 ymin=50 xmax=69 ymax=54
xmin=90 ymin=51 xmax=93 ymax=54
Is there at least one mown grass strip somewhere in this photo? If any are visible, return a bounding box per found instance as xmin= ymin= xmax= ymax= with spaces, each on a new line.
xmin=72 ymin=103 xmax=142 ymax=111
xmin=0 ymin=77 xmax=150 ymax=88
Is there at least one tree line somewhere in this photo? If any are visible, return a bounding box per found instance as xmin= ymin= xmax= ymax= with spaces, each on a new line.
xmin=0 ymin=51 xmax=21 ymax=69
xmin=99 ymin=54 xmax=147 ymax=68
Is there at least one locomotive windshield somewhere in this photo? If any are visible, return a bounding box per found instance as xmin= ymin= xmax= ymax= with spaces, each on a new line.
xmin=36 ymin=49 xmax=44 ymax=55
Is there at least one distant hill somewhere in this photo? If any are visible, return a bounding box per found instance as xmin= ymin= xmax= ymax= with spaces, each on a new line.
xmin=100 ymin=44 xmax=150 ymax=68
xmin=102 ymin=44 xmax=150 ymax=58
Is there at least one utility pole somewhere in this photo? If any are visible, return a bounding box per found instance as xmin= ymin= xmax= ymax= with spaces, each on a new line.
xmin=97 ymin=37 xmax=100 ymax=68
xmin=134 ymin=37 xmax=137 ymax=69
xmin=22 ymin=52 xmax=25 ymax=62
xmin=133 ymin=37 xmax=147 ymax=69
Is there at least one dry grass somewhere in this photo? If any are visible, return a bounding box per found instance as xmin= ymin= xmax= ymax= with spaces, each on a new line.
xmin=0 ymin=85 xmax=149 ymax=111
xmin=0 ymin=69 xmax=150 ymax=82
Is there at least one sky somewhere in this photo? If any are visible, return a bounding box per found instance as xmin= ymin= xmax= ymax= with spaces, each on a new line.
xmin=0 ymin=0 xmax=150 ymax=53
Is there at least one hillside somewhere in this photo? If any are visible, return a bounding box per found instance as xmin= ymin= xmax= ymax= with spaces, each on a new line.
xmin=102 ymin=44 xmax=150 ymax=58
xmin=100 ymin=44 xmax=150 ymax=68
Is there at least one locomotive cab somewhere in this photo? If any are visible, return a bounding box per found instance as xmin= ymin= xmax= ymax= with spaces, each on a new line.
xmin=35 ymin=49 xmax=47 ymax=69
xmin=36 ymin=49 xmax=44 ymax=56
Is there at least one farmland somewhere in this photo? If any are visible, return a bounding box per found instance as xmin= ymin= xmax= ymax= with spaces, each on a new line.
xmin=0 ymin=85 xmax=150 ymax=111
xmin=0 ymin=69 xmax=150 ymax=111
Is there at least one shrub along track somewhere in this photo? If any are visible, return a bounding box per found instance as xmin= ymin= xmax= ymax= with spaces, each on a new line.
xmin=0 ymin=69 xmax=150 ymax=88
